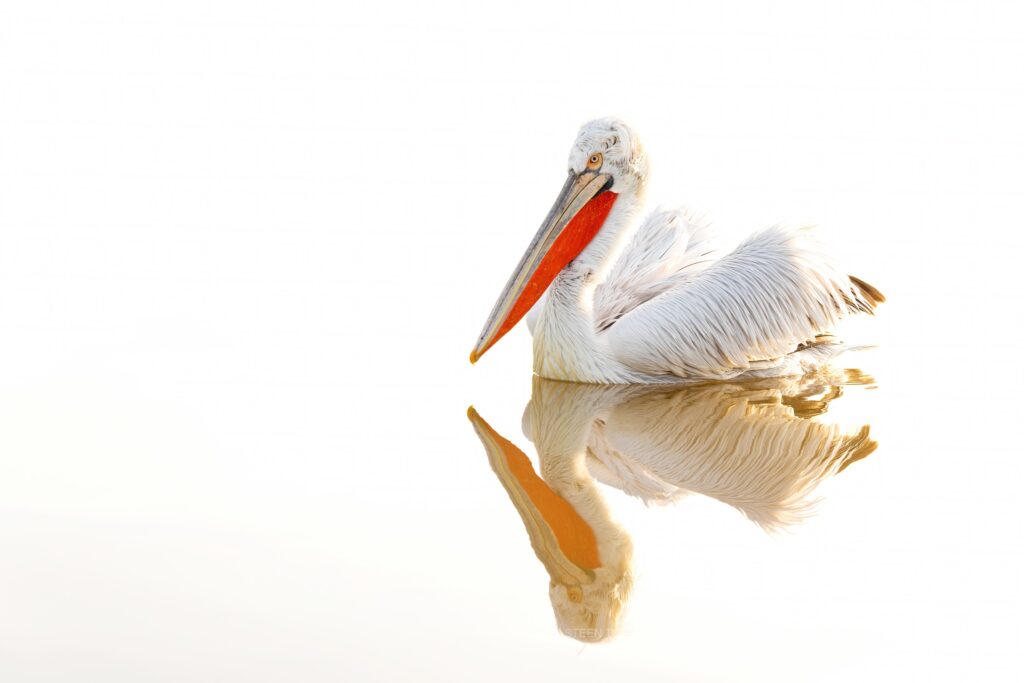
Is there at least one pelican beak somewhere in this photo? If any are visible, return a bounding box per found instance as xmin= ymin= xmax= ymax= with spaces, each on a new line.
xmin=470 ymin=170 xmax=617 ymax=363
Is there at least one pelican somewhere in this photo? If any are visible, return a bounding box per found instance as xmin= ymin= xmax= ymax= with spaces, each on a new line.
xmin=469 ymin=118 xmax=885 ymax=383
xmin=467 ymin=371 xmax=877 ymax=641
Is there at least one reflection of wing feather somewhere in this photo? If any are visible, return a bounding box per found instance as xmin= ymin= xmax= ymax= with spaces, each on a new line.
xmin=596 ymin=380 xmax=876 ymax=530
xmin=584 ymin=419 xmax=684 ymax=505
xmin=605 ymin=226 xmax=883 ymax=379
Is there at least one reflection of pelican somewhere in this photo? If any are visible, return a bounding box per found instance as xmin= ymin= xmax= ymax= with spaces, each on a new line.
xmin=468 ymin=371 xmax=876 ymax=642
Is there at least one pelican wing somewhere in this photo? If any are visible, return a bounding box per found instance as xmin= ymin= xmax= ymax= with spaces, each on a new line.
xmin=593 ymin=207 xmax=720 ymax=332
xmin=605 ymin=225 xmax=882 ymax=379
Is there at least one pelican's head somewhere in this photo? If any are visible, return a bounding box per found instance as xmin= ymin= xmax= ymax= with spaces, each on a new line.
xmin=568 ymin=117 xmax=649 ymax=196
xmin=469 ymin=118 xmax=648 ymax=364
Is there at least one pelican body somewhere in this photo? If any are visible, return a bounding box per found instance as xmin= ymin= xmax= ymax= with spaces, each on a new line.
xmin=470 ymin=118 xmax=884 ymax=383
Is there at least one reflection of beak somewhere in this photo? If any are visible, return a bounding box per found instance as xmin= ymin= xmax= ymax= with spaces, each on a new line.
xmin=466 ymin=406 xmax=598 ymax=586
xmin=470 ymin=171 xmax=617 ymax=363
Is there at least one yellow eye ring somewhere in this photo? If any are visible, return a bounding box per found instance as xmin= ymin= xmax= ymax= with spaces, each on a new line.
xmin=586 ymin=152 xmax=603 ymax=170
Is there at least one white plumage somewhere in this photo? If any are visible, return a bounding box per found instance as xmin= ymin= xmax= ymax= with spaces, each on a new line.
xmin=603 ymin=223 xmax=880 ymax=379
xmin=594 ymin=207 xmax=720 ymax=333
xmin=494 ymin=118 xmax=884 ymax=383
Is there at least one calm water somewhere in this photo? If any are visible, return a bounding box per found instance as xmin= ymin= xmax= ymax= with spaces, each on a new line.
xmin=4 ymin=326 xmax=1018 ymax=681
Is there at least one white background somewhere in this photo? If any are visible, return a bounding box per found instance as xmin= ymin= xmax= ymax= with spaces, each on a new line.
xmin=1 ymin=1 xmax=1022 ymax=681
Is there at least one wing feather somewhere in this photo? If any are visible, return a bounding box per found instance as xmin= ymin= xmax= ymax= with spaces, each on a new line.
xmin=593 ymin=207 xmax=721 ymax=332
xmin=606 ymin=225 xmax=882 ymax=378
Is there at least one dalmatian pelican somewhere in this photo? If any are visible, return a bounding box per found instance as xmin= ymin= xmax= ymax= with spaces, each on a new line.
xmin=469 ymin=118 xmax=885 ymax=383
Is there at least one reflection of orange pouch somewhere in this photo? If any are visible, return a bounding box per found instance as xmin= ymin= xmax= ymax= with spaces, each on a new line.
xmin=468 ymin=407 xmax=600 ymax=572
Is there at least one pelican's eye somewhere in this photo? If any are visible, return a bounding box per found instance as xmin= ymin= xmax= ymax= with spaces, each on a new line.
xmin=586 ymin=152 xmax=603 ymax=170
